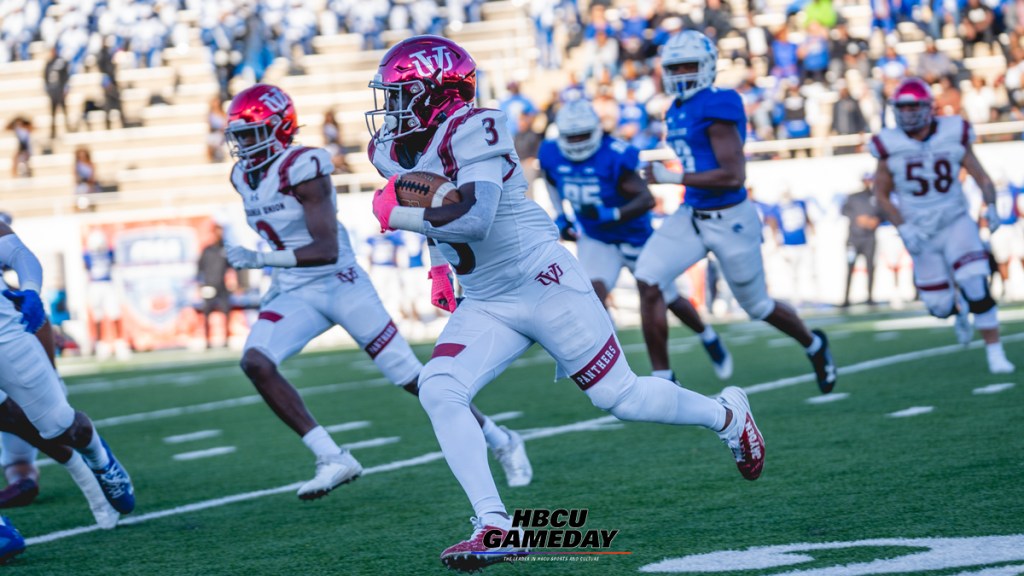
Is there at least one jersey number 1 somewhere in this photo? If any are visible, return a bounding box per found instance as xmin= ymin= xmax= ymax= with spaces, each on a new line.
xmin=906 ymin=159 xmax=954 ymax=196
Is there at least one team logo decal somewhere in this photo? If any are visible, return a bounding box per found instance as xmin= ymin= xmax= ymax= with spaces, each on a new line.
xmin=258 ymin=87 xmax=289 ymax=113
xmin=410 ymin=47 xmax=454 ymax=76
xmin=535 ymin=263 xmax=564 ymax=286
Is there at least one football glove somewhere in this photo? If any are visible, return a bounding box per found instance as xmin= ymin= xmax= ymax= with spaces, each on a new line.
xmin=897 ymin=223 xmax=927 ymax=255
xmin=986 ymin=205 xmax=1001 ymax=234
xmin=554 ymin=214 xmax=578 ymax=242
xmin=651 ymin=161 xmax=684 ymax=185
xmin=2 ymin=289 xmax=45 ymax=333
xmin=227 ymin=245 xmax=264 ymax=269
xmin=428 ymin=265 xmax=457 ymax=313
xmin=372 ymin=175 xmax=400 ymax=233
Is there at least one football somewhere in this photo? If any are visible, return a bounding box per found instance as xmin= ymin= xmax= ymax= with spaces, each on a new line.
xmin=393 ymin=172 xmax=462 ymax=208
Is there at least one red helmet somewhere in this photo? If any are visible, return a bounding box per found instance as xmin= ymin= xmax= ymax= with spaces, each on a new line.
xmin=890 ymin=77 xmax=934 ymax=133
xmin=225 ymin=84 xmax=299 ymax=172
xmin=366 ymin=35 xmax=477 ymax=142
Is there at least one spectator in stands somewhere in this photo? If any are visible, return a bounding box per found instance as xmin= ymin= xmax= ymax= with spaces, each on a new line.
xmin=776 ymin=83 xmax=811 ymax=145
xmin=98 ymin=37 xmax=124 ymax=130
xmin=876 ymin=44 xmax=909 ymax=79
xmin=8 ymin=117 xmax=32 ymax=179
xmin=1006 ymin=0 xmax=1024 ymax=48
xmin=805 ymin=0 xmax=838 ymax=28
xmin=207 ymin=96 xmax=228 ymax=163
xmin=934 ymin=74 xmax=963 ymax=115
xmin=512 ymin=114 xmax=543 ymax=198
xmin=411 ymin=0 xmax=444 ymax=35
xmin=829 ymin=17 xmax=871 ymax=80
xmin=530 ymin=0 xmax=559 ymax=69
xmin=770 ymin=27 xmax=800 ymax=83
xmin=499 ymin=82 xmax=538 ymax=136
xmin=841 ymin=174 xmax=883 ymax=307
xmin=917 ymin=38 xmax=958 ymax=84
xmin=871 ymin=0 xmax=897 ymax=36
xmin=197 ymin=224 xmax=233 ymax=349
xmin=799 ymin=21 xmax=831 ymax=82
xmin=617 ymin=3 xmax=649 ymax=66
xmin=961 ymin=0 xmax=997 ymax=57
xmin=584 ymin=27 xmax=619 ymax=81
xmin=962 ymin=74 xmax=998 ymax=124
xmin=929 ymin=0 xmax=960 ymax=39
xmin=831 ymin=82 xmax=869 ymax=153
xmin=74 ymin=147 xmax=99 ymax=211
xmin=321 ymin=109 xmax=352 ymax=174
xmin=44 ymin=47 xmax=72 ymax=141
xmin=683 ymin=0 xmax=733 ymax=42
xmin=1004 ymin=46 xmax=1024 ymax=111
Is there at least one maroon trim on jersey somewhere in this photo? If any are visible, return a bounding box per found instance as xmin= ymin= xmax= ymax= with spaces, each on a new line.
xmin=365 ymin=320 xmax=399 ymax=359
xmin=367 ymin=140 xmax=388 ymax=178
xmin=961 ymin=119 xmax=971 ymax=146
xmin=571 ymin=335 xmax=622 ymax=391
xmin=258 ymin=311 xmax=284 ymax=323
xmin=952 ymin=251 xmax=989 ymax=271
xmin=277 ymin=146 xmax=314 ymax=197
xmin=438 ymin=109 xmax=490 ymax=181
xmin=915 ymin=281 xmax=951 ymax=292
xmin=871 ymin=135 xmax=889 ymax=160
xmin=502 ymin=154 xmax=517 ymax=182
xmin=431 ymin=343 xmax=467 ymax=359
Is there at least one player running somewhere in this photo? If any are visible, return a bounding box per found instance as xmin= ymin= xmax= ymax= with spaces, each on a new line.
xmin=0 ymin=221 xmax=135 ymax=523
xmin=870 ymin=77 xmax=1014 ymax=373
xmin=638 ymin=30 xmax=837 ymax=394
xmin=223 ymin=84 xmax=532 ymax=500
xmin=540 ymin=98 xmax=732 ymax=381
xmin=367 ymin=34 xmax=764 ymax=572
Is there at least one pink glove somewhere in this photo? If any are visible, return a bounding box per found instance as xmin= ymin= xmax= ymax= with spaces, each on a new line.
xmin=428 ymin=264 xmax=457 ymax=313
xmin=372 ymin=175 xmax=400 ymax=232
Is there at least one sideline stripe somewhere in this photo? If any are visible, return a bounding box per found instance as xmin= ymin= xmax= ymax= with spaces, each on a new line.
xmin=25 ymin=332 xmax=1023 ymax=546
xmin=25 ymin=415 xmax=618 ymax=546
xmin=744 ymin=332 xmax=1024 ymax=395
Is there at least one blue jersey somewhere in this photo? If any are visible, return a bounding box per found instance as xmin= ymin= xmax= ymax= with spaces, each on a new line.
xmin=539 ymin=135 xmax=652 ymax=246
xmin=772 ymin=200 xmax=810 ymax=246
xmin=83 ymin=248 xmax=114 ymax=282
xmin=664 ymin=87 xmax=747 ymax=210
xmin=995 ymin=184 xmax=1021 ymax=225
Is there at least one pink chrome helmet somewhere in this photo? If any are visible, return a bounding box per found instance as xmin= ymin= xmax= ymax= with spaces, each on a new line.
xmin=890 ymin=77 xmax=934 ymax=133
xmin=225 ymin=84 xmax=298 ymax=172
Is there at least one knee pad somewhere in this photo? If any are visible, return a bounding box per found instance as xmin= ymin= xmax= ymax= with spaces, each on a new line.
xmin=959 ymin=275 xmax=996 ymax=314
xmin=583 ymin=359 xmax=636 ymax=412
xmin=417 ymin=358 xmax=473 ymax=417
xmin=0 ymin=433 xmax=37 ymax=468
xmin=919 ymin=286 xmax=956 ymax=318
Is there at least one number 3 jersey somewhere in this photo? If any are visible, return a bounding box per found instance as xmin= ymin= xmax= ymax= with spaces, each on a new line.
xmin=869 ymin=116 xmax=972 ymax=227
xmin=664 ymin=87 xmax=748 ymax=210
xmin=368 ymin=106 xmax=557 ymax=300
xmin=230 ymin=145 xmax=357 ymax=292
xmin=538 ymin=134 xmax=653 ymax=246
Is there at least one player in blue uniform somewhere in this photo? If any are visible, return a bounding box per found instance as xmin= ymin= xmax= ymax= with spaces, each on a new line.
xmin=540 ymin=99 xmax=732 ymax=380
xmin=635 ymin=30 xmax=837 ymax=393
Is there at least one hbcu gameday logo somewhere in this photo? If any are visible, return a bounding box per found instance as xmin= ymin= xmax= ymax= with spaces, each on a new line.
xmin=483 ymin=509 xmax=623 ymax=551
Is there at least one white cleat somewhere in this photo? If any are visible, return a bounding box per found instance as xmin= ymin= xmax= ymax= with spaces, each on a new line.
xmin=89 ymin=495 xmax=121 ymax=530
xmin=491 ymin=427 xmax=533 ymax=487
xmin=297 ymin=451 xmax=362 ymax=501
xmin=64 ymin=452 xmax=119 ymax=529
xmin=954 ymin=295 xmax=973 ymax=347
xmin=987 ymin=348 xmax=1016 ymax=374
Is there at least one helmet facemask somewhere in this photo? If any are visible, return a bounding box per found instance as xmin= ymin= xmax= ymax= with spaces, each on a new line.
xmin=555 ymin=101 xmax=603 ymax=162
xmin=662 ymin=58 xmax=714 ymax=101
xmin=225 ymin=114 xmax=287 ymax=172
xmin=893 ymin=101 xmax=933 ymax=133
xmin=366 ymin=74 xmax=430 ymax=143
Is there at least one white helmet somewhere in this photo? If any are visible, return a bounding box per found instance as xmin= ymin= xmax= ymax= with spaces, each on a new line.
xmin=555 ymin=99 xmax=602 ymax=162
xmin=661 ymin=30 xmax=718 ymax=101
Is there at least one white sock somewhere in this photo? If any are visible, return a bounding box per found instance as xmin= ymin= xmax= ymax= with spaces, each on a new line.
xmin=699 ymin=326 xmax=717 ymax=344
xmin=301 ymin=426 xmax=342 ymax=459
xmin=480 ymin=417 xmax=510 ymax=449
xmin=609 ymin=376 xmax=727 ymax=431
xmin=652 ymin=369 xmax=675 ymax=381
xmin=806 ymin=334 xmax=823 ymax=355
xmin=80 ymin=432 xmax=109 ymax=470
xmin=64 ymin=453 xmax=111 ymax=510
xmin=986 ymin=342 xmax=1006 ymax=356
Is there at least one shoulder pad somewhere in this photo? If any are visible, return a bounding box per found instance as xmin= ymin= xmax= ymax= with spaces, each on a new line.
xmin=439 ymin=108 xmax=515 ymax=180
xmin=278 ymin=147 xmax=333 ymax=193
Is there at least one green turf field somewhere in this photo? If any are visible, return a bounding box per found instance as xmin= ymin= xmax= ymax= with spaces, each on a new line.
xmin=5 ymin=306 xmax=1023 ymax=575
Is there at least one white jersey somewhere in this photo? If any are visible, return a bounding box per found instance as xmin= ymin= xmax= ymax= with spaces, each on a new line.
xmin=869 ymin=116 xmax=973 ymax=229
xmin=369 ymin=106 xmax=558 ymax=299
xmin=230 ymin=146 xmax=357 ymax=292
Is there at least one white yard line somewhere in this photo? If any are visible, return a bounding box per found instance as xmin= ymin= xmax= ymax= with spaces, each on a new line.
xmin=172 ymin=447 xmax=237 ymax=461
xmin=163 ymin=430 xmax=222 ymax=444
xmin=341 ymin=437 xmax=401 ymax=451
xmin=887 ymin=406 xmax=935 ymax=418
xmin=324 ymin=421 xmax=372 ymax=433
xmin=973 ymin=383 xmax=1015 ymax=395
xmin=805 ymin=393 xmax=850 ymax=405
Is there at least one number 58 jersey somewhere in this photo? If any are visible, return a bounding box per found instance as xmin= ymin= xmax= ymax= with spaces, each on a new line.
xmin=230 ymin=145 xmax=357 ymax=292
xmin=869 ymin=116 xmax=973 ymax=224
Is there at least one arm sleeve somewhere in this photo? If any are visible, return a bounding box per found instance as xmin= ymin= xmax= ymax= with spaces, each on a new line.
xmin=0 ymin=235 xmax=43 ymax=293
xmin=423 ymin=157 xmax=503 ymax=243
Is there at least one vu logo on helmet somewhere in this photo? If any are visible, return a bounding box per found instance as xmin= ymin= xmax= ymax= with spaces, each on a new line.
xmin=258 ymin=87 xmax=290 ymax=114
xmin=409 ymin=47 xmax=454 ymax=77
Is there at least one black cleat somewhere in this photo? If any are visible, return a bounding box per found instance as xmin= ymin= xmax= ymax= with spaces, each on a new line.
xmin=808 ymin=329 xmax=837 ymax=394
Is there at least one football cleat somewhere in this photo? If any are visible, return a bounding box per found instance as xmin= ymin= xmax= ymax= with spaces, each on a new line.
xmin=703 ymin=336 xmax=733 ymax=380
xmin=297 ymin=451 xmax=362 ymax=501
xmin=807 ymin=329 xmax=837 ymax=394
xmin=440 ymin=516 xmax=527 ymax=572
xmin=986 ymin=347 xmax=1016 ymax=374
xmin=90 ymin=438 xmax=135 ymax=514
xmin=491 ymin=427 xmax=533 ymax=488
xmin=0 ymin=479 xmax=38 ymax=509
xmin=716 ymin=386 xmax=765 ymax=481
xmin=0 ymin=516 xmax=25 ymax=564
